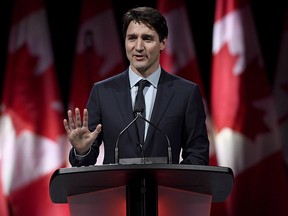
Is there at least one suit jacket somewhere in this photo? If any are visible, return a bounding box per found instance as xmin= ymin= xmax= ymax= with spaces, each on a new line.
xmin=69 ymin=69 xmax=209 ymax=166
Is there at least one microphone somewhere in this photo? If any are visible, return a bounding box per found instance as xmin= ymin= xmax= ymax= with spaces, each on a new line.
xmin=135 ymin=111 xmax=172 ymax=164
xmin=114 ymin=112 xmax=141 ymax=164
xmin=114 ymin=108 xmax=172 ymax=164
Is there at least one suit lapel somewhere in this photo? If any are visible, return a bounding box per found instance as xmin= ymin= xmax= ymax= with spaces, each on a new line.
xmin=145 ymin=70 xmax=175 ymax=148
xmin=113 ymin=71 xmax=139 ymax=146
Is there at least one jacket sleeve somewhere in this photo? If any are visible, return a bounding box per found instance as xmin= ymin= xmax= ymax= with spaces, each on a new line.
xmin=180 ymin=85 xmax=210 ymax=165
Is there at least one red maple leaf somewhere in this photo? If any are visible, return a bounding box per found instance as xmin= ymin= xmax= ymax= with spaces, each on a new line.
xmin=212 ymin=43 xmax=271 ymax=140
xmin=161 ymin=51 xmax=206 ymax=97
xmin=3 ymin=44 xmax=64 ymax=141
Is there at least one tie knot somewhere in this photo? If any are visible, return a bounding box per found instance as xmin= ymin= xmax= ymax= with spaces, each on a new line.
xmin=137 ymin=79 xmax=149 ymax=92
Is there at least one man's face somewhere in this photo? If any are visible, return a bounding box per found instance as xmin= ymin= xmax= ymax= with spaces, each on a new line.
xmin=125 ymin=21 xmax=166 ymax=77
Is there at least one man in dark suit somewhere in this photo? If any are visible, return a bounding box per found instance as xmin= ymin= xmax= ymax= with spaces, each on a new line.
xmin=64 ymin=6 xmax=209 ymax=166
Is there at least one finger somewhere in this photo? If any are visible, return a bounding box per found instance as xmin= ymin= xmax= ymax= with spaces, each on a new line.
xmin=83 ymin=109 xmax=88 ymax=127
xmin=75 ymin=107 xmax=82 ymax=127
xmin=92 ymin=124 xmax=102 ymax=137
xmin=63 ymin=119 xmax=70 ymax=133
xmin=67 ymin=110 xmax=75 ymax=129
xmin=96 ymin=124 xmax=102 ymax=133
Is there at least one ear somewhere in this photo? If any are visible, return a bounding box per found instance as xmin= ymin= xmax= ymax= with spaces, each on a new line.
xmin=160 ymin=38 xmax=167 ymax=51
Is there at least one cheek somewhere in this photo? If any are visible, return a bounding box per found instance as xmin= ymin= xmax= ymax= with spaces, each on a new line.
xmin=149 ymin=47 xmax=160 ymax=58
xmin=125 ymin=45 xmax=132 ymax=56
xmin=125 ymin=43 xmax=130 ymax=52
xmin=125 ymin=41 xmax=133 ymax=51
xmin=126 ymin=44 xmax=136 ymax=54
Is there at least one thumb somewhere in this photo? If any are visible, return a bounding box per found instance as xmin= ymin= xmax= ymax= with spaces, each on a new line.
xmin=92 ymin=124 xmax=102 ymax=137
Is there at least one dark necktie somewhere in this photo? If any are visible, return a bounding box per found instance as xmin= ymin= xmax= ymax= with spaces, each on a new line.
xmin=134 ymin=79 xmax=149 ymax=145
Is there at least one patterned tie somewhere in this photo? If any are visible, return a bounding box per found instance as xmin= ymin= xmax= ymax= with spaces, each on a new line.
xmin=134 ymin=79 xmax=149 ymax=145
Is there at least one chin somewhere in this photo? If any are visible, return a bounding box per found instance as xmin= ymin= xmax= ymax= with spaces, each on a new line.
xmin=136 ymin=66 xmax=148 ymax=74
xmin=132 ymin=63 xmax=147 ymax=71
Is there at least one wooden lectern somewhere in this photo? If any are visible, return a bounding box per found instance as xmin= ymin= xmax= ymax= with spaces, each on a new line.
xmin=49 ymin=164 xmax=234 ymax=216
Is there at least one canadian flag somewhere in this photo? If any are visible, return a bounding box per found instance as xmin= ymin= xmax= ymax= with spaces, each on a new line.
xmin=274 ymin=8 xmax=288 ymax=168
xmin=211 ymin=0 xmax=288 ymax=215
xmin=0 ymin=0 xmax=69 ymax=215
xmin=157 ymin=0 xmax=217 ymax=164
xmin=70 ymin=0 xmax=126 ymax=111
xmin=69 ymin=0 xmax=126 ymax=165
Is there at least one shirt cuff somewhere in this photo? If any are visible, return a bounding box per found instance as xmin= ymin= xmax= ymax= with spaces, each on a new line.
xmin=74 ymin=147 xmax=91 ymax=159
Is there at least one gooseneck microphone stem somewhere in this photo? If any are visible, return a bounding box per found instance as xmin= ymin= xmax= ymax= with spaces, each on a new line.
xmin=115 ymin=112 xmax=141 ymax=164
xmin=137 ymin=113 xmax=172 ymax=164
xmin=115 ymin=109 xmax=172 ymax=164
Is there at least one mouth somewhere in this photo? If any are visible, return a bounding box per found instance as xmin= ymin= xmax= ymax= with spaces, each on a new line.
xmin=133 ymin=54 xmax=146 ymax=61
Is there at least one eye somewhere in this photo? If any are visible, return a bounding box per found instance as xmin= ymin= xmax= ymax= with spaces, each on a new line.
xmin=143 ymin=36 xmax=153 ymax=42
xmin=141 ymin=34 xmax=154 ymax=42
xmin=127 ymin=35 xmax=136 ymax=41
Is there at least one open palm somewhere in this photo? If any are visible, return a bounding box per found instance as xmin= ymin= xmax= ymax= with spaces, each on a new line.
xmin=63 ymin=108 xmax=102 ymax=155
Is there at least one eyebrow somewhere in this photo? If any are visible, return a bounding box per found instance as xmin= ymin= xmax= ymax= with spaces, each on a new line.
xmin=126 ymin=33 xmax=155 ymax=38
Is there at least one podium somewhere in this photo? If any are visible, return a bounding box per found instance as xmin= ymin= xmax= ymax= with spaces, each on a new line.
xmin=49 ymin=164 xmax=234 ymax=216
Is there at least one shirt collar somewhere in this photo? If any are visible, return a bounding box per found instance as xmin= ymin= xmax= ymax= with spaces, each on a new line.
xmin=129 ymin=65 xmax=161 ymax=88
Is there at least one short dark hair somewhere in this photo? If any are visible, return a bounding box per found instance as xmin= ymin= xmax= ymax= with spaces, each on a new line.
xmin=122 ymin=7 xmax=168 ymax=42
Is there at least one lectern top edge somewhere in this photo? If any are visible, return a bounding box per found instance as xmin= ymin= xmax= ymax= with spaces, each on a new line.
xmin=52 ymin=164 xmax=233 ymax=176
xmin=49 ymin=164 xmax=234 ymax=203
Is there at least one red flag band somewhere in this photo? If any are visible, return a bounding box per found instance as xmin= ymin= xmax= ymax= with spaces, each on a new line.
xmin=0 ymin=0 xmax=70 ymax=215
xmin=211 ymin=0 xmax=288 ymax=215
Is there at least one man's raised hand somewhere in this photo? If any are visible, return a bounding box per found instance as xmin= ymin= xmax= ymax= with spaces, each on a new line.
xmin=63 ymin=108 xmax=102 ymax=155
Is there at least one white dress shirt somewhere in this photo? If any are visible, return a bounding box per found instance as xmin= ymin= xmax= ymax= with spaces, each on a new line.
xmin=129 ymin=65 xmax=161 ymax=140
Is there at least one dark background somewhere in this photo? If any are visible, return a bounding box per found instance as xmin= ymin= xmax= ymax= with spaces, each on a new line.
xmin=0 ymin=0 xmax=287 ymax=109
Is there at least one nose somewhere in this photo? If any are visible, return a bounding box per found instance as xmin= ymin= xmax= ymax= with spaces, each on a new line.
xmin=135 ymin=39 xmax=144 ymax=51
